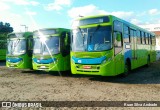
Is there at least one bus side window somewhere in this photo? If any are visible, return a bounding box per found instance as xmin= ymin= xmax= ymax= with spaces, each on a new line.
xmin=61 ymin=32 xmax=70 ymax=56
xmin=114 ymin=20 xmax=122 ymax=32
xmin=140 ymin=31 xmax=142 ymax=44
xmin=28 ymin=37 xmax=33 ymax=50
xmin=130 ymin=29 xmax=134 ymax=41
xmin=123 ymin=25 xmax=130 ymax=43
xmin=65 ymin=32 xmax=70 ymax=52
xmin=144 ymin=32 xmax=146 ymax=44
xmin=114 ymin=32 xmax=122 ymax=55
xmin=152 ymin=35 xmax=156 ymax=46
xmin=133 ymin=30 xmax=136 ymax=40
xmin=145 ymin=33 xmax=148 ymax=45
xmin=150 ymin=35 xmax=152 ymax=45
xmin=27 ymin=36 xmax=33 ymax=56
xmin=137 ymin=30 xmax=141 ymax=44
xmin=144 ymin=33 xmax=146 ymax=44
xmin=148 ymin=34 xmax=150 ymax=44
xmin=141 ymin=31 xmax=145 ymax=44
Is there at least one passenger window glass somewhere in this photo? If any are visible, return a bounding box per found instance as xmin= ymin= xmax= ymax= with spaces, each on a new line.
xmin=137 ymin=30 xmax=141 ymax=44
xmin=145 ymin=33 xmax=148 ymax=45
xmin=141 ymin=32 xmax=145 ymax=44
xmin=114 ymin=21 xmax=123 ymax=32
xmin=148 ymin=34 xmax=150 ymax=44
xmin=124 ymin=34 xmax=129 ymax=43
xmin=114 ymin=32 xmax=122 ymax=55
xmin=124 ymin=25 xmax=129 ymax=34
xmin=123 ymin=25 xmax=130 ymax=43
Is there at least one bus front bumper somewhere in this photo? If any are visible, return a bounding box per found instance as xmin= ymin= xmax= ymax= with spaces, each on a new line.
xmin=71 ymin=61 xmax=115 ymax=76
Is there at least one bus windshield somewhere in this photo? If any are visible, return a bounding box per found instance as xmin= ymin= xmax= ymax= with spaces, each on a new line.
xmin=34 ymin=29 xmax=57 ymax=36
xmin=72 ymin=26 xmax=112 ymax=52
xmin=7 ymin=39 xmax=26 ymax=55
xmin=8 ymin=33 xmax=24 ymax=38
xmin=33 ymin=36 xmax=60 ymax=55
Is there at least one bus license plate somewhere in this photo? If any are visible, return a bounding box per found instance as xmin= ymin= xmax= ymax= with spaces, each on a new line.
xmin=83 ymin=66 xmax=91 ymax=69
xmin=41 ymin=66 xmax=46 ymax=68
xmin=10 ymin=65 xmax=14 ymax=67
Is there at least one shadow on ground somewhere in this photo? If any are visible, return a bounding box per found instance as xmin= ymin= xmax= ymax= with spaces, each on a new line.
xmin=67 ymin=63 xmax=160 ymax=84
xmin=0 ymin=61 xmax=5 ymax=66
xmin=21 ymin=70 xmax=72 ymax=77
xmin=22 ymin=65 xmax=160 ymax=84
xmin=74 ymin=66 xmax=160 ymax=84
xmin=1 ymin=61 xmax=160 ymax=84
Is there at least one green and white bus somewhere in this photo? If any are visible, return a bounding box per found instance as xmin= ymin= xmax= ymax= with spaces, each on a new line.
xmin=0 ymin=35 xmax=7 ymax=60
xmin=71 ymin=15 xmax=156 ymax=76
xmin=6 ymin=32 xmax=33 ymax=69
xmin=32 ymin=28 xmax=70 ymax=72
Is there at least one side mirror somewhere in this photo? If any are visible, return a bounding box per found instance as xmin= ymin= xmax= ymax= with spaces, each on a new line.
xmin=116 ymin=33 xmax=121 ymax=41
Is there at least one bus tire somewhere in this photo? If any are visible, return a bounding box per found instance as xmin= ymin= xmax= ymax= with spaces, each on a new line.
xmin=60 ymin=71 xmax=72 ymax=76
xmin=146 ymin=55 xmax=150 ymax=67
xmin=122 ymin=60 xmax=131 ymax=77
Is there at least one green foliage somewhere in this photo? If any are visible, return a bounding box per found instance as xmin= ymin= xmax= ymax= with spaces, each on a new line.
xmin=0 ymin=21 xmax=14 ymax=37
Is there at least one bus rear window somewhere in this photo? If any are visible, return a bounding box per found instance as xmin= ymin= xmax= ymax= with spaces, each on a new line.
xmin=79 ymin=16 xmax=110 ymax=26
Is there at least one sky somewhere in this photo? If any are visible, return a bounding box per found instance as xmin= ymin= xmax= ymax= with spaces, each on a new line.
xmin=0 ymin=0 xmax=160 ymax=32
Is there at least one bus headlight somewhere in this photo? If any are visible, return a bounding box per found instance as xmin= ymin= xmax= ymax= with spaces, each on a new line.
xmin=37 ymin=60 xmax=40 ymax=63
xmin=53 ymin=59 xmax=58 ymax=64
xmin=102 ymin=59 xmax=107 ymax=64
xmin=101 ymin=58 xmax=112 ymax=64
xmin=71 ymin=59 xmax=75 ymax=63
xmin=107 ymin=58 xmax=112 ymax=61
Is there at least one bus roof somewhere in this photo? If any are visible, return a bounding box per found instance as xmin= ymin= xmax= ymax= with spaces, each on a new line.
xmin=33 ymin=28 xmax=70 ymax=33
xmin=77 ymin=15 xmax=155 ymax=36
xmin=7 ymin=32 xmax=33 ymax=39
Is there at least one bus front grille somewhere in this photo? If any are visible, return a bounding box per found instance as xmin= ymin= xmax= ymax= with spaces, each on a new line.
xmin=77 ymin=70 xmax=99 ymax=73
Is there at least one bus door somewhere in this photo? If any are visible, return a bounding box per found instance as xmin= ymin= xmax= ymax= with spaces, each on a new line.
xmin=114 ymin=32 xmax=123 ymax=75
xmin=123 ymin=25 xmax=132 ymax=70
xmin=131 ymin=29 xmax=137 ymax=68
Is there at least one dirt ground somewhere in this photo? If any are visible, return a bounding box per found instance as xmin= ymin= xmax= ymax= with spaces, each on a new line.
xmin=0 ymin=61 xmax=160 ymax=109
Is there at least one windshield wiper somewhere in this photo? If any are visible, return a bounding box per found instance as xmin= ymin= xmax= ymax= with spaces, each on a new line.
xmin=78 ymin=27 xmax=86 ymax=37
xmin=78 ymin=27 xmax=86 ymax=45
xmin=11 ymin=39 xmax=20 ymax=55
xmin=8 ymin=40 xmax=13 ymax=55
xmin=95 ymin=24 xmax=100 ymax=33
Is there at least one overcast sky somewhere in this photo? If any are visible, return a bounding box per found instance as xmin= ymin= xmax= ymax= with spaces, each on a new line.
xmin=0 ymin=0 xmax=160 ymax=32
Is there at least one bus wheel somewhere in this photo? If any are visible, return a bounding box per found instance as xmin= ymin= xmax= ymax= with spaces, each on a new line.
xmin=146 ymin=56 xmax=150 ymax=67
xmin=60 ymin=71 xmax=72 ymax=77
xmin=122 ymin=61 xmax=131 ymax=77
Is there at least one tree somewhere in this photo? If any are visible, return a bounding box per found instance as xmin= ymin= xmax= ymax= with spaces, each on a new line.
xmin=0 ymin=21 xmax=13 ymax=38
xmin=0 ymin=21 xmax=13 ymax=33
